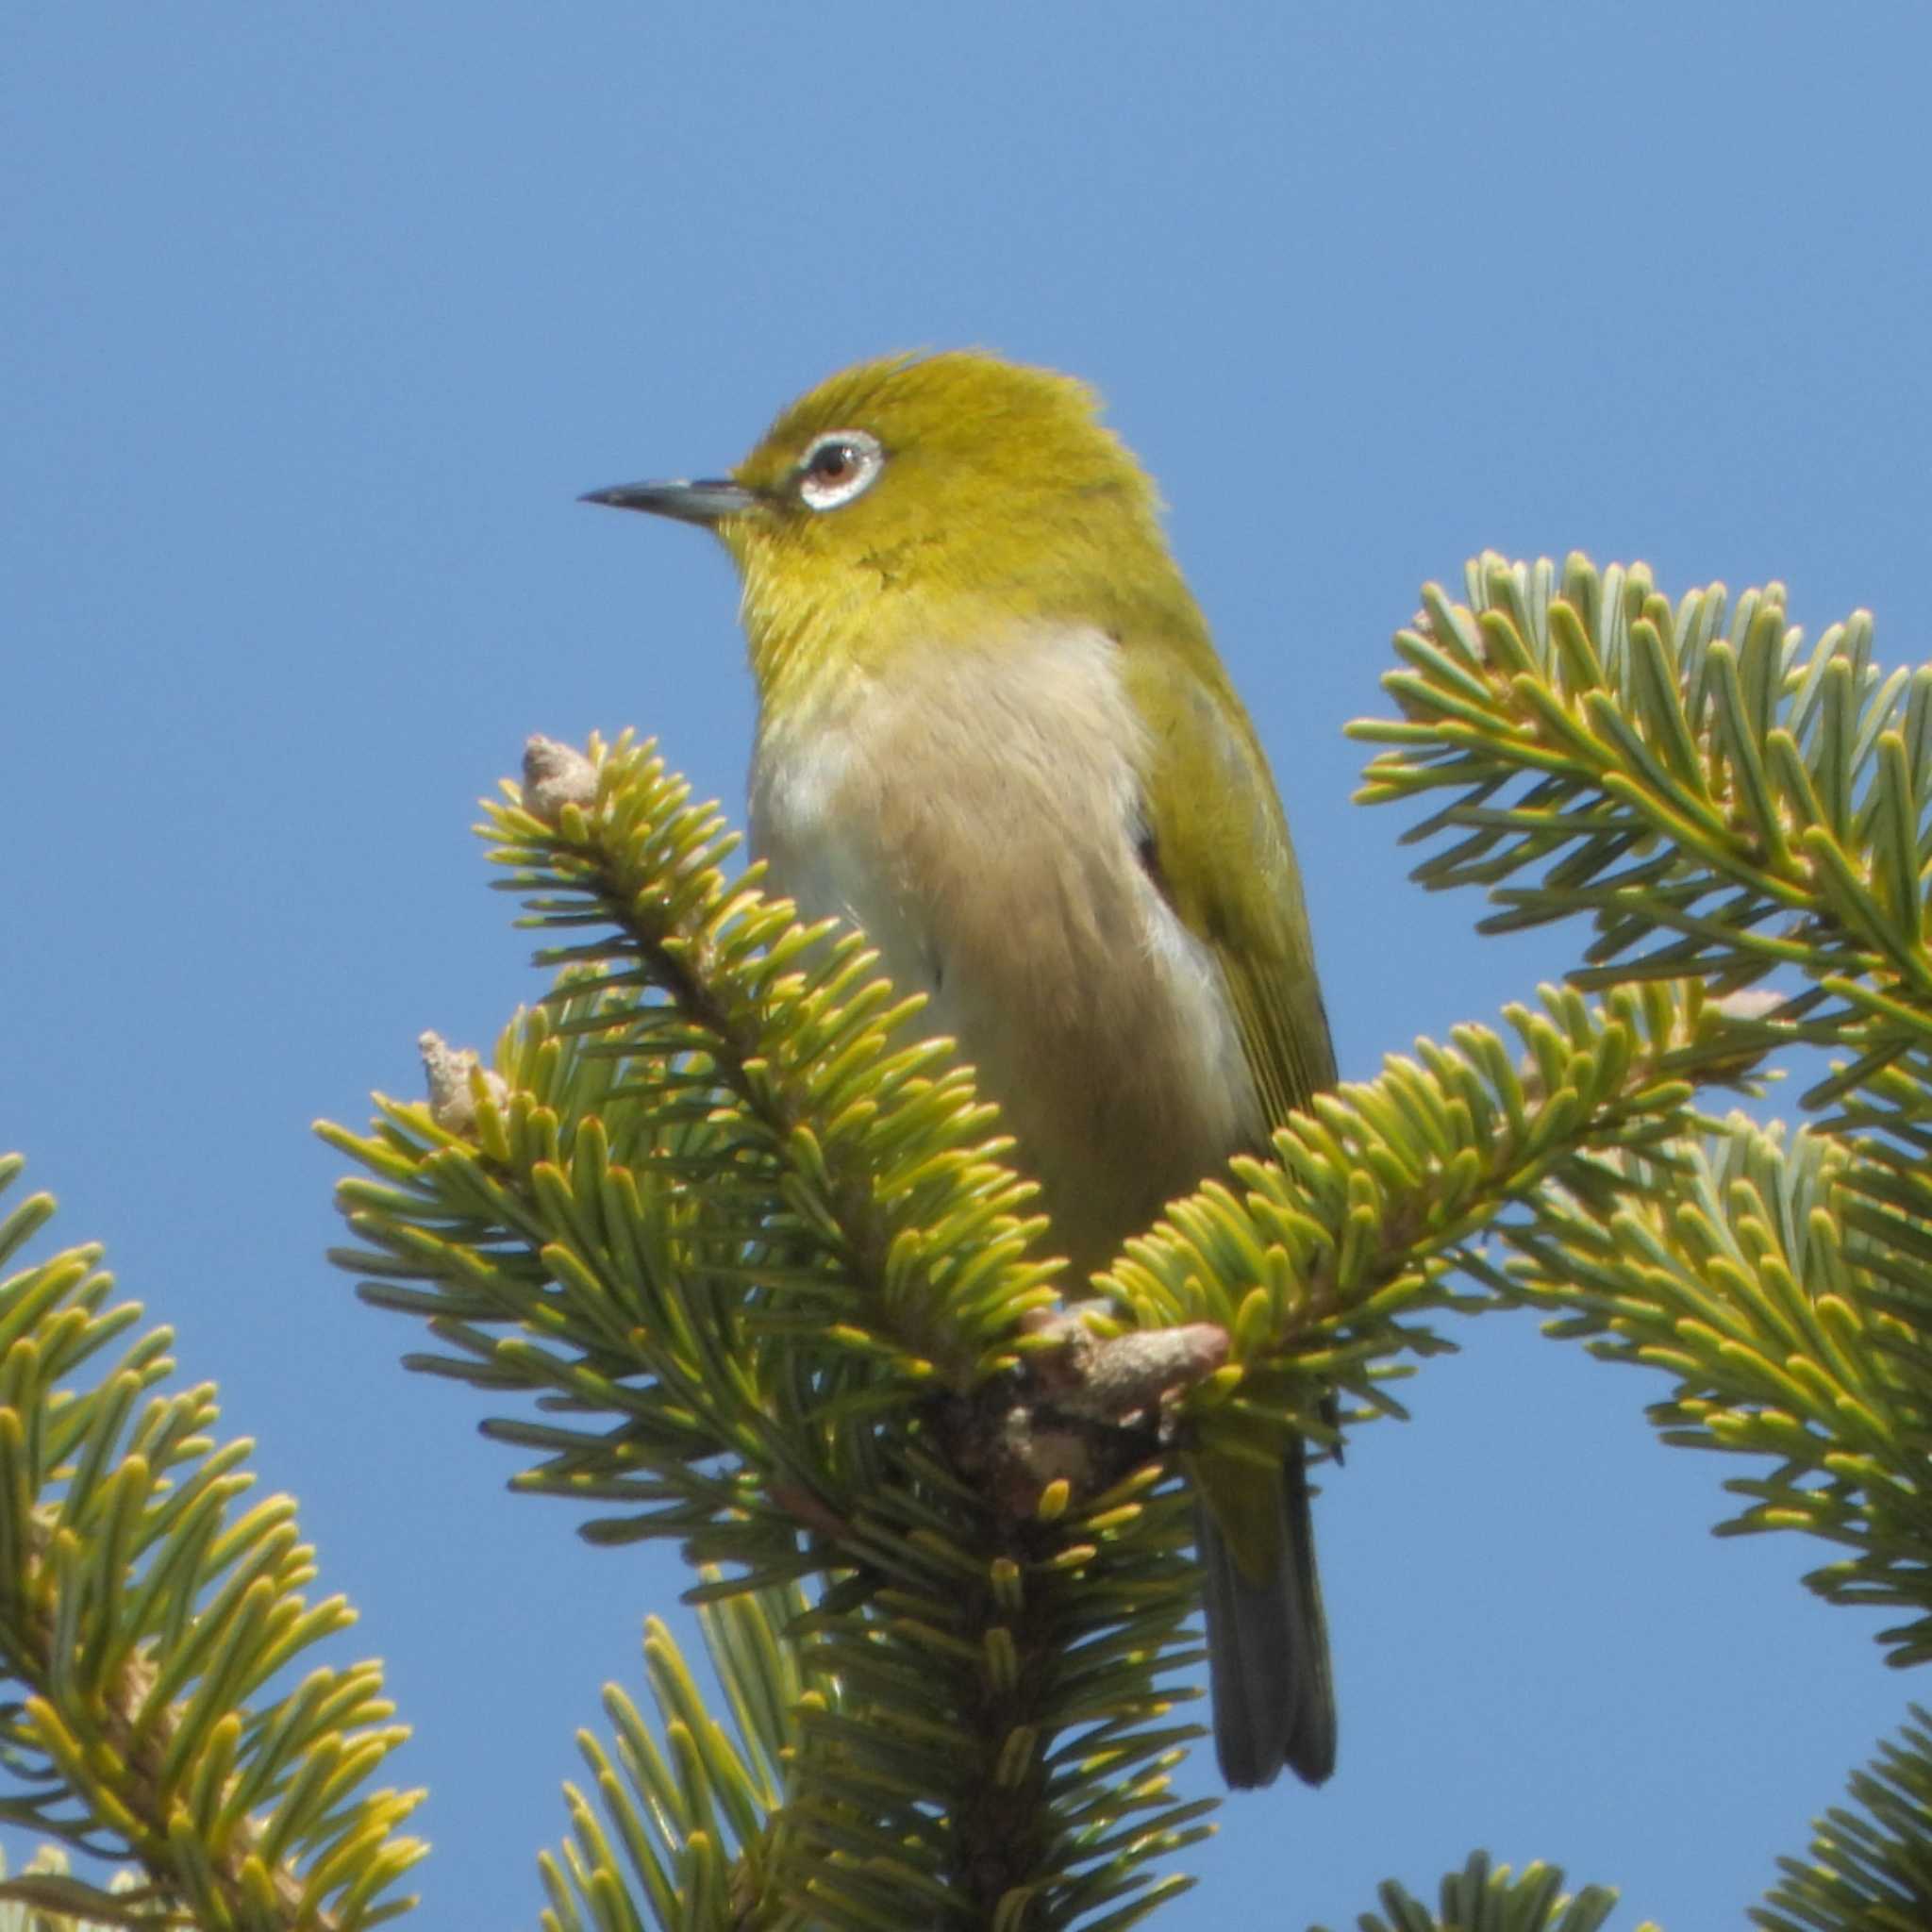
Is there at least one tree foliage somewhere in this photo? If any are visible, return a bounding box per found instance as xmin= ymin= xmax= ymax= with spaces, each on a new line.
xmin=2 ymin=553 xmax=1928 ymax=1928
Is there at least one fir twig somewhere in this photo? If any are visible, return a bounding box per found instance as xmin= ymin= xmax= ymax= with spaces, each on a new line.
xmin=1311 ymin=1848 xmax=1646 ymax=1932
xmin=0 ymin=1159 xmax=425 ymax=1930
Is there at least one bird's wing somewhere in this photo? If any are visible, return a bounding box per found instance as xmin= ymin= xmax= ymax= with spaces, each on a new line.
xmin=1126 ymin=642 xmax=1341 ymax=1784
xmin=1124 ymin=644 xmax=1336 ymax=1126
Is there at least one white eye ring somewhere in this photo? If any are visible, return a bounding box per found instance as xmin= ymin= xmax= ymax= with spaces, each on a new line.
xmin=797 ymin=428 xmax=885 ymax=511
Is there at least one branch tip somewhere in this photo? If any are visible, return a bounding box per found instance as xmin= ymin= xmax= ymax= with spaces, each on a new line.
xmin=1029 ymin=1317 xmax=1231 ymax=1425
xmin=522 ymin=734 xmax=598 ymax=823
xmin=417 ymin=1030 xmax=508 ymax=1135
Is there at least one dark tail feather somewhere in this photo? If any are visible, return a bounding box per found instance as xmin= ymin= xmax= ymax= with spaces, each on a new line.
xmin=1196 ymin=1437 xmax=1336 ymax=1788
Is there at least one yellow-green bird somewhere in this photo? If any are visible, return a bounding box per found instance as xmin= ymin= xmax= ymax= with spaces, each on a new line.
xmin=585 ymin=351 xmax=1338 ymax=1789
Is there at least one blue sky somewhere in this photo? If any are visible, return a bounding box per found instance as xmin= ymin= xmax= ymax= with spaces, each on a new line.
xmin=7 ymin=8 xmax=1929 ymax=1927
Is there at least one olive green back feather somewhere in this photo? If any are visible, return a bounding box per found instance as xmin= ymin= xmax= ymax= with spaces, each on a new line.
xmin=1124 ymin=641 xmax=1335 ymax=1131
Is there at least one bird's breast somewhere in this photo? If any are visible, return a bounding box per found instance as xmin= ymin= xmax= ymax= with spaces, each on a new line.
xmin=749 ymin=626 xmax=1261 ymax=1276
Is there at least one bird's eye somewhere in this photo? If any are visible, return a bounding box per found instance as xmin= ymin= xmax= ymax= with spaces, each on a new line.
xmin=796 ymin=428 xmax=884 ymax=511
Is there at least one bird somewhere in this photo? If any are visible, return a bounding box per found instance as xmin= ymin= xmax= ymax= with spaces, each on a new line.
xmin=583 ymin=350 xmax=1338 ymax=1789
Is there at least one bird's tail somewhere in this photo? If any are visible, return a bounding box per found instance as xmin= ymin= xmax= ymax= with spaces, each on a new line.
xmin=1195 ymin=1435 xmax=1336 ymax=1789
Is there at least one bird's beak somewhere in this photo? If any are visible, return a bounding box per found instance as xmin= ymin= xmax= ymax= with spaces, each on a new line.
xmin=578 ymin=477 xmax=759 ymax=526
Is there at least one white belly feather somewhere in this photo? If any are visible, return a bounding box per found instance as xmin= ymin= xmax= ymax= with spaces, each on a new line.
xmin=749 ymin=626 xmax=1259 ymax=1275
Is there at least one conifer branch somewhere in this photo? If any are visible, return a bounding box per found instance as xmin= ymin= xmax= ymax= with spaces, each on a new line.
xmin=1498 ymin=1117 xmax=1932 ymax=1661
xmin=1346 ymin=555 xmax=1932 ymax=1932
xmin=1311 ymin=1849 xmax=1646 ymax=1932
xmin=317 ymin=714 xmax=1822 ymax=1926
xmin=1105 ymin=976 xmax=1756 ymax=1464
xmin=0 ymin=1159 xmax=425 ymax=1930
xmin=1352 ymin=552 xmax=1932 ymax=1130
xmin=1757 ymin=1706 xmax=1932 ymax=1932
xmin=323 ymin=741 xmax=1221 ymax=1927
xmin=537 ymin=1581 xmax=808 ymax=1932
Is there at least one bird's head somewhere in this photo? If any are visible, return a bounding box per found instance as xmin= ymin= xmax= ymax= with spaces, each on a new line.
xmin=584 ymin=351 xmax=1203 ymax=702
